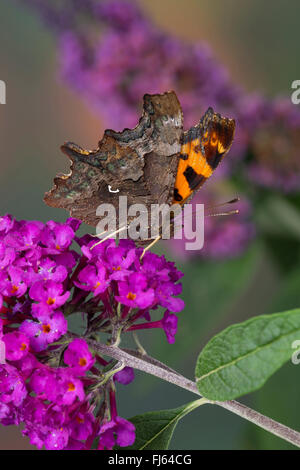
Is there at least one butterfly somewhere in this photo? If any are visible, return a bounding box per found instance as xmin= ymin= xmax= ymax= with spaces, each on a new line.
xmin=44 ymin=91 xmax=235 ymax=242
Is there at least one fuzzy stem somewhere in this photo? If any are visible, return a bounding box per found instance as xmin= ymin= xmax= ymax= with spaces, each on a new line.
xmin=89 ymin=340 xmax=300 ymax=448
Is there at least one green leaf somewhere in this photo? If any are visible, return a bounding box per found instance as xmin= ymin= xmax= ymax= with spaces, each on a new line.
xmin=126 ymin=399 xmax=207 ymax=450
xmin=245 ymin=268 xmax=300 ymax=450
xmin=195 ymin=308 xmax=300 ymax=401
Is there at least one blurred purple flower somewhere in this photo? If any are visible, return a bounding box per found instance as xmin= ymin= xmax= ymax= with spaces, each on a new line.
xmin=241 ymin=97 xmax=300 ymax=192
xmin=168 ymin=186 xmax=255 ymax=260
xmin=58 ymin=1 xmax=242 ymax=135
xmin=19 ymin=0 xmax=242 ymax=134
xmin=19 ymin=0 xmax=300 ymax=200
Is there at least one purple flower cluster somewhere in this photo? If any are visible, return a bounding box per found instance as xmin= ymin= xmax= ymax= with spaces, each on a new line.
xmin=0 ymin=215 xmax=184 ymax=449
xmin=58 ymin=0 xmax=241 ymax=133
xmin=19 ymin=1 xmax=242 ymax=135
xmin=240 ymin=96 xmax=300 ymax=192
xmin=57 ymin=0 xmax=300 ymax=192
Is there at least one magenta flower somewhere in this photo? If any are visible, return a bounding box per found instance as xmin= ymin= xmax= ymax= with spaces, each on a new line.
xmin=20 ymin=311 xmax=67 ymax=352
xmin=55 ymin=370 xmax=85 ymax=406
xmin=140 ymin=252 xmax=178 ymax=282
xmin=74 ymin=263 xmax=109 ymax=296
xmin=116 ymin=273 xmax=155 ymax=309
xmin=98 ymin=416 xmax=135 ymax=450
xmin=0 ymin=402 xmax=12 ymax=422
xmin=105 ymin=245 xmax=137 ymax=281
xmin=155 ymin=282 xmax=184 ymax=313
xmin=3 ymin=331 xmax=29 ymax=361
xmin=161 ymin=311 xmax=178 ymax=344
xmin=0 ymin=214 xmax=14 ymax=234
xmin=0 ymin=266 xmax=27 ymax=298
xmin=4 ymin=220 xmax=43 ymax=254
xmin=66 ymin=217 xmax=82 ymax=232
xmin=29 ymin=280 xmax=70 ymax=317
xmin=0 ymin=243 xmax=15 ymax=270
xmin=13 ymin=353 xmax=38 ymax=380
xmin=30 ymin=368 xmax=58 ymax=402
xmin=68 ymin=410 xmax=95 ymax=441
xmin=44 ymin=427 xmax=69 ymax=451
xmin=0 ymin=215 xmax=184 ymax=449
xmin=128 ymin=310 xmax=178 ymax=344
xmin=36 ymin=258 xmax=68 ymax=283
xmin=64 ymin=338 xmax=95 ymax=373
xmin=30 ymin=367 xmax=85 ymax=406
xmin=41 ymin=221 xmax=75 ymax=254
xmin=0 ymin=363 xmax=27 ymax=406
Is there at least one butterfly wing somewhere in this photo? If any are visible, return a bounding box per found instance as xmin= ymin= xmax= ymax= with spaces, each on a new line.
xmin=44 ymin=92 xmax=183 ymax=231
xmin=173 ymin=107 xmax=236 ymax=203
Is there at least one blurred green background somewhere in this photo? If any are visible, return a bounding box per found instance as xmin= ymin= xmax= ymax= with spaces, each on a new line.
xmin=1 ymin=0 xmax=300 ymax=450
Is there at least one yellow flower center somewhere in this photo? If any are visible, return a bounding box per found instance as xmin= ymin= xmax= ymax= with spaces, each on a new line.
xmin=127 ymin=292 xmax=136 ymax=301
xmin=68 ymin=382 xmax=75 ymax=392
xmin=42 ymin=324 xmax=51 ymax=334
xmin=79 ymin=357 xmax=87 ymax=367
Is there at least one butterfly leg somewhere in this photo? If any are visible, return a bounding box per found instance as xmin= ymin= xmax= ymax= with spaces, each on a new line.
xmin=140 ymin=235 xmax=162 ymax=261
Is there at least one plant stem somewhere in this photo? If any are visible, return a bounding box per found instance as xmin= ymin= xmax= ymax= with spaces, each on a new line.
xmin=90 ymin=340 xmax=300 ymax=448
xmin=218 ymin=400 xmax=300 ymax=447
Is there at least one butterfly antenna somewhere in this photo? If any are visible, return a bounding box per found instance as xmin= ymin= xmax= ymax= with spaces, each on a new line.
xmin=140 ymin=235 xmax=162 ymax=261
xmin=90 ymin=224 xmax=128 ymax=249
xmin=183 ymin=196 xmax=239 ymax=219
xmin=91 ymin=229 xmax=109 ymax=239
xmin=206 ymin=197 xmax=240 ymax=210
xmin=206 ymin=209 xmax=239 ymax=218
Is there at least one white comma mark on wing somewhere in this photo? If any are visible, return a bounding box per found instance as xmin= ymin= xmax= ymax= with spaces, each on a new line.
xmin=108 ymin=185 xmax=120 ymax=193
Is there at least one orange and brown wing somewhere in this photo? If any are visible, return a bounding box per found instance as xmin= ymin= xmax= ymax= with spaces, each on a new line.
xmin=173 ymin=107 xmax=235 ymax=203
